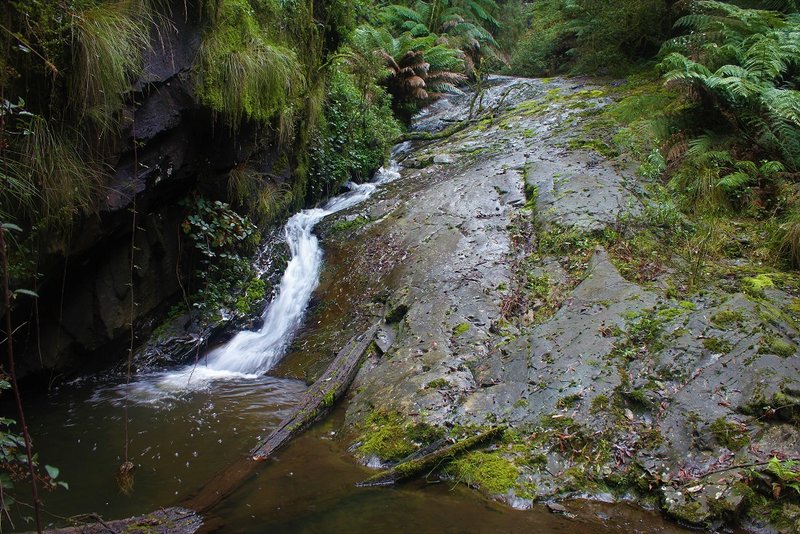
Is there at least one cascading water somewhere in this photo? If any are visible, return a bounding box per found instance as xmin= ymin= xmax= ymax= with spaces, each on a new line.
xmin=126 ymin=158 xmax=403 ymax=398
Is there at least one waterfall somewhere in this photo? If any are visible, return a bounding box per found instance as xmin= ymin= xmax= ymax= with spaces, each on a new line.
xmin=133 ymin=159 xmax=402 ymax=395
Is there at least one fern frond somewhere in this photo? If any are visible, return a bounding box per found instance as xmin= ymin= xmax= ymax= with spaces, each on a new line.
xmin=718 ymin=170 xmax=754 ymax=192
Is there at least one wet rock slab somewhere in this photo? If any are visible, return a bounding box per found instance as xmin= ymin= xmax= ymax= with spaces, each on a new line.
xmin=304 ymin=76 xmax=800 ymax=530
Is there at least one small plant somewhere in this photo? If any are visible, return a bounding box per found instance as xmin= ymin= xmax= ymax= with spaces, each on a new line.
xmin=449 ymin=451 xmax=518 ymax=494
xmin=181 ymin=196 xmax=259 ymax=319
xmin=759 ymin=335 xmax=797 ymax=358
xmin=703 ymin=337 xmax=733 ymax=354
xmin=766 ymin=457 xmax=800 ymax=497
xmin=453 ymin=323 xmax=471 ymax=336
xmin=425 ymin=378 xmax=450 ymax=390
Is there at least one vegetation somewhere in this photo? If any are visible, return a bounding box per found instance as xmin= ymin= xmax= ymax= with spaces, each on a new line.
xmin=510 ymin=0 xmax=672 ymax=76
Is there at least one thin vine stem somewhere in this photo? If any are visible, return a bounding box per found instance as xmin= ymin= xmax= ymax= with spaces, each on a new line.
xmin=0 ymin=227 xmax=42 ymax=533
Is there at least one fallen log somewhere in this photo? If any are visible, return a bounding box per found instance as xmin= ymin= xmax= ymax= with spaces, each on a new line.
xmin=356 ymin=426 xmax=506 ymax=487
xmin=180 ymin=323 xmax=380 ymax=513
xmin=45 ymin=507 xmax=203 ymax=534
xmin=250 ymin=322 xmax=380 ymax=460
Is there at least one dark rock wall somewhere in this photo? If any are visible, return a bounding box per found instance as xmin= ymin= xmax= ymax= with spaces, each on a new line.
xmin=16 ymin=3 xmax=279 ymax=379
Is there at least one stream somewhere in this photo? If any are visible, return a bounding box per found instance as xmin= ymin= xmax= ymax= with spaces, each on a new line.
xmin=13 ymin=141 xmax=689 ymax=532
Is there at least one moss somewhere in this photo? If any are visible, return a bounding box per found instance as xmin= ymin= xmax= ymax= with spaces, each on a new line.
xmin=556 ymin=393 xmax=582 ymax=409
xmin=425 ymin=378 xmax=450 ymax=390
xmin=590 ymin=394 xmax=610 ymax=414
xmin=567 ymin=137 xmax=619 ymax=159
xmin=670 ymin=500 xmax=710 ymax=526
xmin=742 ymin=274 xmax=775 ymax=295
xmin=357 ymin=411 xmax=417 ymax=462
xmin=703 ymin=337 xmax=733 ymax=354
xmin=622 ymin=388 xmax=651 ymax=407
xmin=711 ymin=310 xmax=744 ymax=328
xmin=656 ymin=306 xmax=687 ymax=322
xmin=450 ymin=451 xmax=519 ymax=495
xmin=356 ymin=410 xmax=442 ymax=463
xmin=194 ymin=0 xmax=305 ymax=129
xmin=453 ymin=322 xmax=471 ymax=336
xmin=524 ymin=182 xmax=539 ymax=209
xmin=759 ymin=335 xmax=796 ymax=357
xmin=406 ymin=422 xmax=444 ymax=444
xmin=234 ymin=277 xmax=267 ymax=315
xmin=513 ymin=398 xmax=529 ymax=409
xmin=322 ymin=390 xmax=335 ymax=407
xmin=709 ymin=417 xmax=749 ymax=450
xmin=330 ymin=215 xmax=369 ymax=234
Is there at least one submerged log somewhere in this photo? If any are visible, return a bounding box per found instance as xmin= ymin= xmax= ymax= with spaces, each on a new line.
xmin=251 ymin=323 xmax=380 ymax=460
xmin=46 ymin=507 xmax=203 ymax=534
xmin=181 ymin=323 xmax=380 ymax=513
xmin=356 ymin=426 xmax=506 ymax=487
xmin=44 ymin=324 xmax=379 ymax=533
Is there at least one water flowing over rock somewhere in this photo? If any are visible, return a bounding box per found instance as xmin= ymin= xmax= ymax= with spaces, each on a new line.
xmin=295 ymin=75 xmax=800 ymax=530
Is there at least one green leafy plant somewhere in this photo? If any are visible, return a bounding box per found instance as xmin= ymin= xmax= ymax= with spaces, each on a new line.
xmin=379 ymin=0 xmax=500 ymax=73
xmin=310 ymin=67 xmax=400 ymax=193
xmin=510 ymin=0 xmax=672 ymax=76
xmin=348 ymin=26 xmax=466 ymax=117
xmin=180 ymin=197 xmax=259 ymax=319
xmin=766 ymin=456 xmax=800 ymax=496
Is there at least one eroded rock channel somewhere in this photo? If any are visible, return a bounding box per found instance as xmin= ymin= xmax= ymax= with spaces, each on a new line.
xmin=281 ymin=76 xmax=800 ymax=531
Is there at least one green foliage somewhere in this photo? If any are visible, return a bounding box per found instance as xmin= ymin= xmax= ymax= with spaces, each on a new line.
xmin=0 ymin=0 xmax=157 ymax=235
xmin=709 ymin=417 xmax=749 ymax=450
xmin=69 ymin=0 xmax=154 ymax=140
xmin=510 ymin=0 xmax=672 ymax=76
xmin=449 ymin=451 xmax=519 ymax=494
xmin=310 ymin=67 xmax=400 ymax=193
xmin=180 ymin=196 xmax=259 ymax=319
xmin=653 ymin=1 xmax=800 ymax=269
xmin=0 ymin=376 xmax=66 ymax=527
xmin=356 ymin=410 xmax=441 ymax=462
xmin=195 ymin=0 xmax=305 ymax=129
xmin=379 ymin=0 xmax=500 ymax=74
xmin=776 ymin=205 xmax=800 ymax=268
xmin=712 ymin=309 xmax=744 ymax=327
xmin=348 ymin=25 xmax=466 ymax=117
xmin=228 ymin=164 xmax=295 ymax=225
xmin=766 ymin=457 xmax=800 ymax=496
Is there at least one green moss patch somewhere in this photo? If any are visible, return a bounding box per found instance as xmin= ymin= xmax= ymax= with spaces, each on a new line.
xmin=356 ymin=410 xmax=442 ymax=463
xmin=759 ymin=335 xmax=797 ymax=358
xmin=743 ymin=274 xmax=775 ymax=295
xmin=712 ymin=310 xmax=744 ymax=328
xmin=709 ymin=418 xmax=749 ymax=450
xmin=453 ymin=322 xmax=471 ymax=336
xmin=703 ymin=337 xmax=733 ymax=354
xmin=449 ymin=451 xmax=519 ymax=495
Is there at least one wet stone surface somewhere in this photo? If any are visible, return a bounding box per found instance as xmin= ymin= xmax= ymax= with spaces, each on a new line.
xmin=288 ymin=76 xmax=799 ymax=531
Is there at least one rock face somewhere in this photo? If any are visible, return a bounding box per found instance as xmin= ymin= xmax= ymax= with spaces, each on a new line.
xmin=16 ymin=3 xmax=286 ymax=377
xmin=293 ymin=76 xmax=800 ymax=530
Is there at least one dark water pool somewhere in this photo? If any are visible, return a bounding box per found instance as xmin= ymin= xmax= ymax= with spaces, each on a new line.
xmin=9 ymin=371 xmax=691 ymax=533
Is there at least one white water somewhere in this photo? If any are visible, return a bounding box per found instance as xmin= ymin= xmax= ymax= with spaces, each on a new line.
xmin=122 ymin=159 xmax=402 ymax=399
